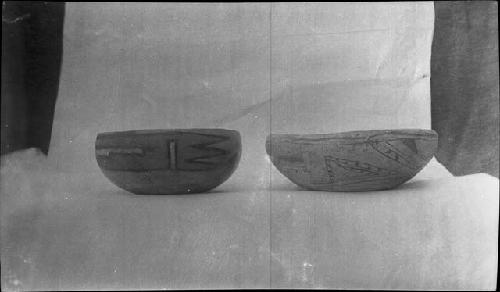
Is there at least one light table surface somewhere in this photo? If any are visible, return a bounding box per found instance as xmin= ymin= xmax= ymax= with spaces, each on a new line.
xmin=1 ymin=150 xmax=498 ymax=290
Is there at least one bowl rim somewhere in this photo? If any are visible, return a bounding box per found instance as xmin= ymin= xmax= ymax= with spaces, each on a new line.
xmin=266 ymin=128 xmax=437 ymax=141
xmin=96 ymin=128 xmax=240 ymax=138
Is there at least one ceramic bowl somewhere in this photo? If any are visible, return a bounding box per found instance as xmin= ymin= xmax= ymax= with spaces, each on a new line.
xmin=266 ymin=129 xmax=438 ymax=192
xmin=95 ymin=128 xmax=241 ymax=194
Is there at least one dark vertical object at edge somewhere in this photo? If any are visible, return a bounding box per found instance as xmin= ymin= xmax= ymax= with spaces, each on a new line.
xmin=431 ymin=1 xmax=499 ymax=177
xmin=1 ymin=2 xmax=65 ymax=155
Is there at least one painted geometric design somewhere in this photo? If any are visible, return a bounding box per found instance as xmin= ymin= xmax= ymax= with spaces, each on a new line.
xmin=176 ymin=133 xmax=235 ymax=171
xmin=324 ymin=156 xmax=402 ymax=186
xmin=95 ymin=148 xmax=145 ymax=156
xmin=95 ymin=132 xmax=236 ymax=172
xmin=267 ymin=129 xmax=437 ymax=191
xmin=95 ymin=138 xmax=171 ymax=171
xmin=399 ymin=138 xmax=418 ymax=154
xmin=366 ymin=139 xmax=420 ymax=171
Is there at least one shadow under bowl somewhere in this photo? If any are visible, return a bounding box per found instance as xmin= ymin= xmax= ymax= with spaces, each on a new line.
xmin=95 ymin=128 xmax=241 ymax=195
xmin=266 ymin=129 xmax=438 ymax=192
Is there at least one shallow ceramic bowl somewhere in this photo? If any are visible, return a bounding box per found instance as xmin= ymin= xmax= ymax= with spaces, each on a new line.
xmin=266 ymin=129 xmax=438 ymax=192
xmin=95 ymin=128 xmax=241 ymax=195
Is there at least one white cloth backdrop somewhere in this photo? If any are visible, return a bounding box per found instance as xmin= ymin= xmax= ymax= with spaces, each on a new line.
xmin=47 ymin=2 xmax=434 ymax=188
xmin=1 ymin=3 xmax=498 ymax=291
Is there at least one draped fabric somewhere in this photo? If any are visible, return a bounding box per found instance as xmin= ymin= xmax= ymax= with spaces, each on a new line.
xmin=1 ymin=2 xmax=65 ymax=155
xmin=431 ymin=1 xmax=499 ymax=177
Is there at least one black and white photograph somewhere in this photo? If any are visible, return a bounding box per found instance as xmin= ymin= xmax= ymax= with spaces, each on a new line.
xmin=1 ymin=1 xmax=498 ymax=290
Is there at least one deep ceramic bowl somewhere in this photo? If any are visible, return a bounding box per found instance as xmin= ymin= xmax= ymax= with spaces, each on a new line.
xmin=95 ymin=128 xmax=241 ymax=195
xmin=266 ymin=129 xmax=438 ymax=192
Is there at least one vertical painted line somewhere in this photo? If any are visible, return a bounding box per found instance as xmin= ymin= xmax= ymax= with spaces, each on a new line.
xmin=169 ymin=141 xmax=176 ymax=170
